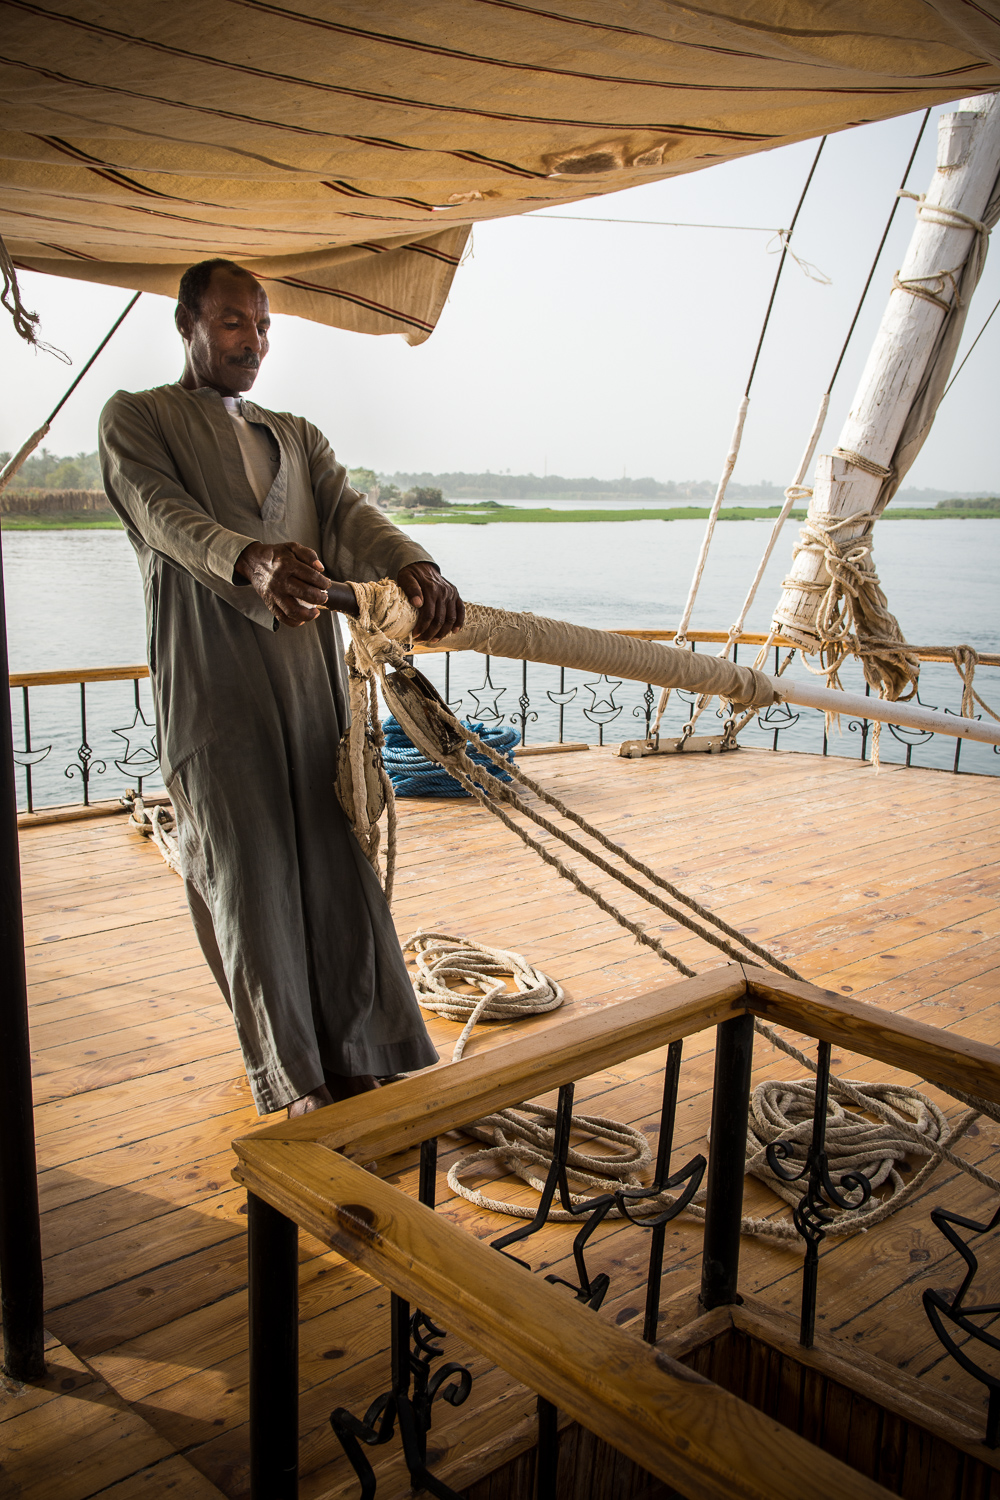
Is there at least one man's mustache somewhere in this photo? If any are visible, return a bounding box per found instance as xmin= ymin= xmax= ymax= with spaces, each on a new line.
xmin=229 ymin=354 xmax=260 ymax=369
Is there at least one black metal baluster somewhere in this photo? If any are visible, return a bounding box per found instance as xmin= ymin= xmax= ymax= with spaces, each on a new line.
xmin=0 ymin=526 xmax=44 ymax=1381
xmin=700 ymin=1013 xmax=754 ymax=1310
xmin=443 ymin=652 xmax=450 ymax=709
xmin=515 ymin=660 xmax=535 ymax=746
xmin=558 ymin=668 xmax=566 ymax=743
xmin=799 ymin=1042 xmax=832 ymax=1347
xmin=419 ymin=1137 xmax=437 ymax=1209
xmin=80 ymin=682 xmax=90 ymax=805
xmin=860 ymin=683 xmax=870 ymax=762
xmin=536 ymin=1395 xmax=559 ymax=1497
xmin=954 ymin=736 xmax=964 ymax=773
xmin=133 ymin=679 xmax=144 ymax=798
xmin=765 ymin=1042 xmax=871 ymax=1350
xmin=643 ymin=1041 xmax=683 ymax=1343
xmin=22 ymin=685 xmax=33 ymax=813
xmin=249 ymin=1193 xmax=299 ymax=1500
xmin=492 ymin=1085 xmax=576 ymax=1267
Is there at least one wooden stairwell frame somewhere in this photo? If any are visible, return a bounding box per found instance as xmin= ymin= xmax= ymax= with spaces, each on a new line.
xmin=232 ymin=965 xmax=1000 ymax=1500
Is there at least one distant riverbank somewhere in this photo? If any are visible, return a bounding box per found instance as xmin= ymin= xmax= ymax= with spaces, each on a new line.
xmin=7 ymin=502 xmax=999 ymax=531
xmin=389 ymin=502 xmax=1000 ymax=524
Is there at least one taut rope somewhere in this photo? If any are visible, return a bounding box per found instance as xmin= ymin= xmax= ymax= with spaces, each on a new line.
xmin=341 ymin=579 xmax=1000 ymax=1237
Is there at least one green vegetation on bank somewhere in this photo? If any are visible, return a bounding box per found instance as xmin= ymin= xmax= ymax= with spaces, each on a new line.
xmin=5 ymin=502 xmax=1000 ymax=531
xmin=1 ymin=513 xmax=123 ymax=530
xmin=2 ymin=449 xmax=997 ymax=525
xmin=391 ymin=502 xmax=1000 ymax=524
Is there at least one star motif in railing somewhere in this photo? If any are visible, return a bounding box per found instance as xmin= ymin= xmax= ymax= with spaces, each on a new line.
xmin=112 ymin=707 xmax=159 ymax=774
xmin=467 ymin=672 xmax=506 ymax=724
xmin=583 ymin=675 xmax=623 ymax=722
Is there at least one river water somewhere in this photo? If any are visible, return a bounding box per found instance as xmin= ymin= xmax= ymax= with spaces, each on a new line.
xmin=4 ymin=517 xmax=998 ymax=803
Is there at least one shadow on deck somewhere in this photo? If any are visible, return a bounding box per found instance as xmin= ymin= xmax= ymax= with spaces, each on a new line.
xmin=4 ymin=746 xmax=1000 ymax=1498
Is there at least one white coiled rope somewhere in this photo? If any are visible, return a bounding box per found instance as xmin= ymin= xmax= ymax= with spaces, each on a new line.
xmin=448 ymin=1075 xmax=983 ymax=1239
xmin=404 ymin=929 xmax=564 ymax=1062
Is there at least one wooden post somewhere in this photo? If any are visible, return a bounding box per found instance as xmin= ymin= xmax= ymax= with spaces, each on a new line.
xmin=773 ymin=93 xmax=1000 ymax=663
xmin=0 ymin=523 xmax=45 ymax=1382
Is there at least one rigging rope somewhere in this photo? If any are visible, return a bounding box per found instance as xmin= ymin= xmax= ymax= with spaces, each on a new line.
xmin=651 ymin=137 xmax=828 ymax=740
xmin=383 ymin=715 xmax=518 ymax=797
xmin=341 ymin=580 xmax=1000 ymax=1238
xmin=663 ymin=112 xmax=934 ymax=742
xmin=0 ymin=290 xmax=141 ymax=495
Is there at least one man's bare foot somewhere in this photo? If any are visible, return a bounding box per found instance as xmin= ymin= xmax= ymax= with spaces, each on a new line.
xmin=323 ymin=1071 xmax=381 ymax=1103
xmin=287 ymin=1084 xmax=334 ymax=1119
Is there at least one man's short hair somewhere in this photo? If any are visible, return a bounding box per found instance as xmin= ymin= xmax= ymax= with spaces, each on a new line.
xmin=176 ymin=258 xmax=258 ymax=320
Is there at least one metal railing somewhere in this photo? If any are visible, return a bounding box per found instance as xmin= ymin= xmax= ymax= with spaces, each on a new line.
xmin=411 ymin=629 xmax=1000 ymax=775
xmin=8 ymin=663 xmax=158 ymax=813
xmin=9 ymin=631 xmax=998 ymax=814
xmin=233 ymin=965 xmax=1000 ymax=1499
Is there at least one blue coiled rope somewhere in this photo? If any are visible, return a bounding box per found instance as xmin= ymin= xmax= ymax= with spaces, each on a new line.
xmin=382 ymin=716 xmax=519 ymax=797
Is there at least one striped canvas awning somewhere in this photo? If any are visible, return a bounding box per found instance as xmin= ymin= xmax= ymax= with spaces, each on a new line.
xmin=3 ymin=1 xmax=999 ymax=342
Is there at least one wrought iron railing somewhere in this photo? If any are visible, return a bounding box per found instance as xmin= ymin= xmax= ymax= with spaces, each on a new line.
xmin=413 ymin=630 xmax=1000 ymax=775
xmin=233 ymin=966 xmax=1000 ymax=1499
xmin=9 ymin=664 xmax=160 ymax=813
xmin=10 ymin=630 xmax=998 ymax=814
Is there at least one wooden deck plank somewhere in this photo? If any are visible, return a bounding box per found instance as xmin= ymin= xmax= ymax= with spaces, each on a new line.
xmin=14 ymin=748 xmax=1000 ymax=1497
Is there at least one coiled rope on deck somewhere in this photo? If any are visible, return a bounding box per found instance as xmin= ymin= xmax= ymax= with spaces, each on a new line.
xmin=404 ymin=929 xmax=564 ymax=1062
xmin=383 ymin=716 xmax=518 ymax=797
xmin=342 ymin=579 xmax=1000 ymax=1239
xmin=448 ymin=1075 xmax=988 ymax=1239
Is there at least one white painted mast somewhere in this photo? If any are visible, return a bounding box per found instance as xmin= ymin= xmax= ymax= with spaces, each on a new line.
xmin=773 ymin=93 xmax=1000 ymax=697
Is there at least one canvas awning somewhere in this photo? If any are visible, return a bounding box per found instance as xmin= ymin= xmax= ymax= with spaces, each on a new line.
xmin=3 ymin=0 xmax=999 ymax=342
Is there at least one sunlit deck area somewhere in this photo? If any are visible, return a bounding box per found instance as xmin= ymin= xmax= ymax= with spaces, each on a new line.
xmin=4 ymin=744 xmax=1000 ymax=1499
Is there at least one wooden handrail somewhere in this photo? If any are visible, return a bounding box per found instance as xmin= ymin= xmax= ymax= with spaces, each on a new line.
xmin=8 ymin=664 xmax=148 ymax=689
xmin=251 ymin=968 xmax=748 ymax=1161
xmin=233 ymin=1139 xmax=886 ymax=1500
xmin=745 ymin=969 xmax=1000 ymax=1106
xmin=242 ymin=966 xmax=1000 ymax=1163
xmin=232 ymin=968 xmax=1000 ymax=1498
xmin=7 ymin=638 xmax=996 ymax=682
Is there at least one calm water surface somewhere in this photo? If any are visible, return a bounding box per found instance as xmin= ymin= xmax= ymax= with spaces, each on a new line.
xmin=5 ymin=518 xmax=998 ymax=670
xmin=4 ymin=518 xmax=998 ymax=801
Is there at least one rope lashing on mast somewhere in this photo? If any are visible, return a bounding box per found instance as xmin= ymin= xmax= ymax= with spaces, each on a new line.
xmin=677 ymin=115 xmax=935 ymax=739
xmin=774 ymin=104 xmax=1000 ymax=694
xmin=777 ymin=497 xmax=919 ymax=702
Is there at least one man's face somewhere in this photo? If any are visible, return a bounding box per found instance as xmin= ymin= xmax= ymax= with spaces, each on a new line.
xmin=177 ymin=270 xmax=271 ymax=395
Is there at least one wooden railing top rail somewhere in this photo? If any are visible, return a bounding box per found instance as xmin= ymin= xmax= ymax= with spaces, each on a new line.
xmin=11 ymin=635 xmax=995 ymax=683
xmin=233 ymin=1137 xmax=886 ymax=1500
xmin=8 ymin=663 xmax=149 ymax=689
xmin=241 ymin=966 xmax=1000 ymax=1164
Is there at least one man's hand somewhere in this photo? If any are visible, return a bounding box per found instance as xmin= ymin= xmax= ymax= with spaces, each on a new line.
xmin=397 ymin=561 xmax=465 ymax=643
xmin=236 ymin=541 xmax=334 ymax=626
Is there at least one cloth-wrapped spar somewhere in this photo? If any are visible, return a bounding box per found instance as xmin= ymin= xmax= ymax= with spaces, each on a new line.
xmin=382 ymin=716 xmax=519 ymax=797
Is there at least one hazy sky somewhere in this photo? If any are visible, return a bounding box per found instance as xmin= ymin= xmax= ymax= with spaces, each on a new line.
xmin=2 ymin=103 xmax=997 ymax=492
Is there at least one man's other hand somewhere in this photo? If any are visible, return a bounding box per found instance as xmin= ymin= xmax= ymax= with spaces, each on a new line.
xmin=397 ymin=562 xmax=465 ymax=643
xmin=236 ymin=541 xmax=333 ymax=626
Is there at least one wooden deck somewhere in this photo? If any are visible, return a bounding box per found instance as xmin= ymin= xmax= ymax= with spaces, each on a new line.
xmin=4 ymin=745 xmax=1000 ymax=1498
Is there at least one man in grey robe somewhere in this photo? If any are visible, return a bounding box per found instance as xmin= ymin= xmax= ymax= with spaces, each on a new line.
xmin=99 ymin=257 xmax=464 ymax=1116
